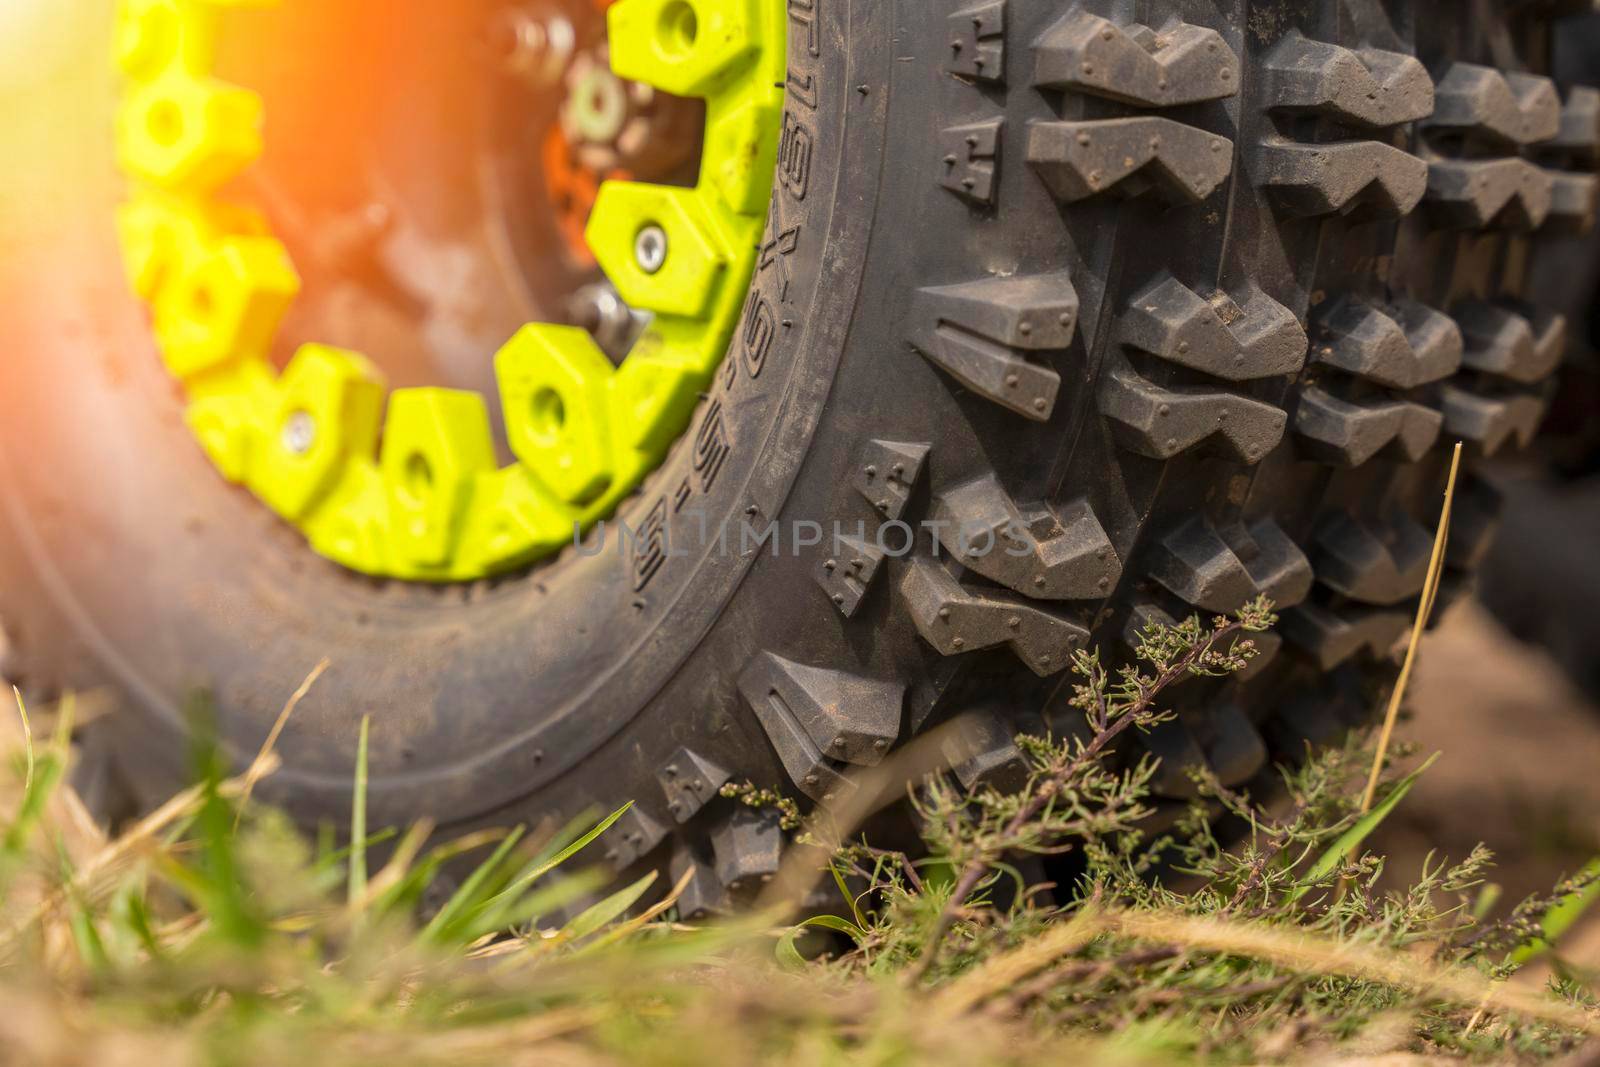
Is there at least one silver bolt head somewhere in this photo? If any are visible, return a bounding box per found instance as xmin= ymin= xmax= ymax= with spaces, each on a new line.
xmin=282 ymin=411 xmax=316 ymax=455
xmin=634 ymin=224 xmax=668 ymax=274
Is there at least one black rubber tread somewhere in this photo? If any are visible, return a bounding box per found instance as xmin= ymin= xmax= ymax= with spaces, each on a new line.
xmin=0 ymin=0 xmax=1585 ymax=910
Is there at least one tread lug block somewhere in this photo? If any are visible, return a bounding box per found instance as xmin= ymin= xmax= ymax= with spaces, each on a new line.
xmin=815 ymin=537 xmax=887 ymax=618
xmin=853 ymin=440 xmax=930 ymax=522
xmin=1439 ymin=385 xmax=1546 ymax=456
xmin=1425 ymin=158 xmax=1554 ymax=229
xmin=669 ymin=846 xmax=728 ymax=921
xmin=709 ymin=807 xmax=784 ymax=893
xmin=1425 ymin=64 xmax=1560 ymax=146
xmin=1028 ymin=118 xmax=1234 ymax=205
xmin=738 ymin=652 xmax=903 ymax=769
xmin=1138 ymin=718 xmax=1208 ymax=798
xmin=942 ymin=713 xmax=1030 ymax=793
xmin=947 ymin=0 xmax=1006 ymax=84
xmin=603 ymin=807 xmax=669 ymax=870
xmin=1214 ymin=519 xmax=1314 ymax=611
xmin=939 ymin=118 xmax=1003 ymax=206
xmin=929 ymin=473 xmax=1120 ymax=600
xmin=1456 ymin=302 xmax=1565 ymax=384
xmin=1546 ymin=170 xmax=1599 ymax=230
xmin=1312 ymin=514 xmax=1432 ymax=606
xmin=1282 ymin=602 xmax=1410 ymax=669
xmin=1539 ymin=85 xmax=1600 ymax=230
xmin=1121 ymin=599 xmax=1177 ymax=650
xmin=1148 ymin=516 xmax=1312 ymax=614
xmin=736 ymin=672 xmax=854 ymax=803
xmin=1204 ymin=704 xmax=1269 ymax=787
xmin=1098 ymin=362 xmax=1288 ymax=463
xmin=908 ymin=273 xmax=1077 ymax=421
xmin=1310 ymin=297 xmax=1463 ymax=389
xmin=1253 ymin=141 xmax=1428 ymax=217
xmin=1292 ymin=386 xmax=1443 ymax=466
xmin=658 ymin=748 xmax=732 ymax=824
xmin=1261 ymin=34 xmax=1433 ymax=128
xmin=1547 ymin=86 xmax=1600 ymax=163
xmin=914 ymin=272 xmax=1080 ymax=349
xmin=900 ymin=558 xmax=1088 ymax=677
xmin=1032 ymin=11 xmax=1239 ymax=107
xmin=1270 ymin=675 xmax=1371 ymax=753
xmin=1118 ymin=274 xmax=1307 ymax=382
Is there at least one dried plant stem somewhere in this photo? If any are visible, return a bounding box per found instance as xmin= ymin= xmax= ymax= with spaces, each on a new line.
xmin=1361 ymin=442 xmax=1462 ymax=813
xmin=12 ymin=686 xmax=32 ymax=796
xmin=936 ymin=908 xmax=1597 ymax=1033
xmin=236 ymin=656 xmax=328 ymax=826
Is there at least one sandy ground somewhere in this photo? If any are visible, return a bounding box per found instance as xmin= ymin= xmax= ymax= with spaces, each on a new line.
xmin=1376 ymin=602 xmax=1600 ymax=965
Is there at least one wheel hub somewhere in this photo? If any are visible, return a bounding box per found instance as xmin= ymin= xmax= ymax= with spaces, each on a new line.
xmin=112 ymin=0 xmax=785 ymax=581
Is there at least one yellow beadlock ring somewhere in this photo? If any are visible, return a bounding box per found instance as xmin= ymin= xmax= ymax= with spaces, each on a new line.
xmin=114 ymin=0 xmax=785 ymax=581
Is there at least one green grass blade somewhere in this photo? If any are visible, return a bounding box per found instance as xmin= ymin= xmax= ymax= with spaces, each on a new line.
xmin=54 ymin=833 xmax=110 ymax=972
xmin=66 ymin=901 xmax=110 ymax=974
xmin=525 ymin=802 xmax=633 ymax=880
xmin=777 ymin=914 xmax=864 ymax=970
xmin=563 ymin=871 xmax=658 ymax=943
xmin=372 ymin=829 xmax=513 ymax=924
xmin=421 ymin=826 xmax=527 ymax=945
xmin=192 ymin=733 xmax=265 ymax=947
xmin=1288 ymin=752 xmax=1438 ymax=902
xmin=349 ymin=715 xmax=370 ymax=912
xmin=3 ymin=691 xmax=73 ymax=866
xmin=832 ymin=860 xmax=868 ymax=932
xmin=1471 ymin=883 xmax=1502 ymax=923
xmin=3 ymin=751 xmax=65 ymax=859
xmin=13 ymin=687 xmax=32 ymax=797
xmin=469 ymin=804 xmax=634 ymax=932
xmin=316 ymin=828 xmax=399 ymax=873
xmin=470 ymin=867 xmax=611 ymax=945
xmin=1509 ymin=857 xmax=1600 ymax=965
xmin=113 ymin=888 xmax=164 ymax=962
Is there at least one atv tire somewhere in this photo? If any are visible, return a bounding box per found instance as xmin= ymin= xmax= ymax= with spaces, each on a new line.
xmin=0 ymin=0 xmax=1591 ymax=914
